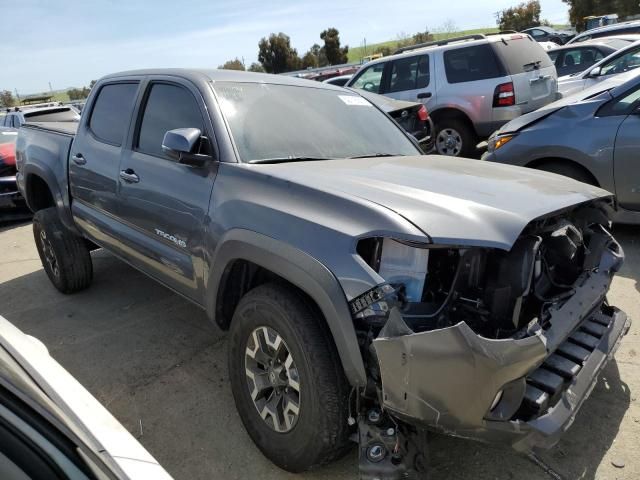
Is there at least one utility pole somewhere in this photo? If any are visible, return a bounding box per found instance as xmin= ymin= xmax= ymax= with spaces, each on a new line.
xmin=48 ymin=82 xmax=53 ymax=93
xmin=14 ymin=88 xmax=21 ymax=104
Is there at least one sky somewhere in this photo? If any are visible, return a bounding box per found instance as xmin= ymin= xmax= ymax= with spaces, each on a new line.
xmin=0 ymin=0 xmax=569 ymax=94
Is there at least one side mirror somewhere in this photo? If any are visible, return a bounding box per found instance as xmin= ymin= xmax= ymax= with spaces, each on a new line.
xmin=162 ymin=128 xmax=211 ymax=167
xmin=588 ymin=66 xmax=602 ymax=77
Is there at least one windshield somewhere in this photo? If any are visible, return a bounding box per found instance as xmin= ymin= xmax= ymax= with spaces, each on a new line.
xmin=214 ymin=82 xmax=420 ymax=162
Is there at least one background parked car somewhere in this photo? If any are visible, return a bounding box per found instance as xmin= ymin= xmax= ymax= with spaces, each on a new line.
xmin=1 ymin=105 xmax=80 ymax=129
xmin=568 ymin=19 xmax=640 ymax=44
xmin=558 ymin=40 xmax=640 ymax=96
xmin=522 ymin=26 xmax=574 ymax=44
xmin=483 ymin=68 xmax=640 ymax=224
xmin=0 ymin=127 xmax=20 ymax=209
xmin=548 ymin=41 xmax=618 ymax=76
xmin=346 ymin=33 xmax=557 ymax=157
xmin=322 ymin=74 xmax=352 ymax=86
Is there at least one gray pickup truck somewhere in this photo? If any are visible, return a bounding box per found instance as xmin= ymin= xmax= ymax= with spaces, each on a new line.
xmin=16 ymin=69 xmax=630 ymax=479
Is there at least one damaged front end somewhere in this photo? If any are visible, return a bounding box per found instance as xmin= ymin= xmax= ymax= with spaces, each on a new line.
xmin=351 ymin=200 xmax=631 ymax=479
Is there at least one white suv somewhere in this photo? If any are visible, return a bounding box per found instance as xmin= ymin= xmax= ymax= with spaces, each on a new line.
xmin=346 ymin=33 xmax=558 ymax=157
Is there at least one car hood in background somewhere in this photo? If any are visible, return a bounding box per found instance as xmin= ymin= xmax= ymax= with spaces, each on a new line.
xmin=255 ymin=155 xmax=612 ymax=250
xmin=497 ymin=72 xmax=636 ymax=134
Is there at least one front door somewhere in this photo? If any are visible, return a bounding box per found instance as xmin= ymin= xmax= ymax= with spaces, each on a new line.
xmin=383 ymin=54 xmax=434 ymax=107
xmin=117 ymin=78 xmax=217 ymax=301
xmin=613 ymin=86 xmax=640 ymax=211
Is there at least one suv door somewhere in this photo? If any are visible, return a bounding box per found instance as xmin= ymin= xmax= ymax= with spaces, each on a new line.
xmin=117 ymin=78 xmax=217 ymax=301
xmin=382 ymin=54 xmax=434 ymax=106
xmin=347 ymin=61 xmax=387 ymax=94
xmin=69 ymin=81 xmax=140 ymax=228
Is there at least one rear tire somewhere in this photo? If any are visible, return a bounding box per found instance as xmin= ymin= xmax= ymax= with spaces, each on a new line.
xmin=228 ymin=283 xmax=351 ymax=472
xmin=535 ymin=161 xmax=596 ymax=185
xmin=33 ymin=207 xmax=93 ymax=294
xmin=434 ymin=118 xmax=477 ymax=158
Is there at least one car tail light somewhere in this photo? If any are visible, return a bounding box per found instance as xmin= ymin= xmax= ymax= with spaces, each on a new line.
xmin=493 ymin=82 xmax=515 ymax=107
xmin=0 ymin=143 xmax=15 ymax=166
xmin=417 ymin=105 xmax=429 ymax=121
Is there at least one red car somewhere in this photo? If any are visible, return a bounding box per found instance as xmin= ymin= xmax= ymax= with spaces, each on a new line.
xmin=0 ymin=127 xmax=21 ymax=209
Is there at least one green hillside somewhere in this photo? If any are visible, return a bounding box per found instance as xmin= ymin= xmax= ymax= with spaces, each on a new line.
xmin=347 ymin=28 xmax=500 ymax=63
xmin=347 ymin=25 xmax=571 ymax=63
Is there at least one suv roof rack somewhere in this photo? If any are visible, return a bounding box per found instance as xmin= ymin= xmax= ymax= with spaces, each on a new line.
xmin=393 ymin=31 xmax=520 ymax=55
xmin=393 ymin=34 xmax=486 ymax=54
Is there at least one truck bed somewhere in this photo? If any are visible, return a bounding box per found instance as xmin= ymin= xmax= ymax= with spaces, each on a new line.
xmin=25 ymin=121 xmax=78 ymax=136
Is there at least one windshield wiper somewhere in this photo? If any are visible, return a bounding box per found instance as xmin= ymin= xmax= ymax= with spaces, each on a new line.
xmin=523 ymin=60 xmax=542 ymax=71
xmin=347 ymin=153 xmax=405 ymax=159
xmin=249 ymin=156 xmax=335 ymax=164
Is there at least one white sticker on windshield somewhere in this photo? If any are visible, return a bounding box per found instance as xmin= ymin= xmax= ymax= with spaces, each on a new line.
xmin=338 ymin=95 xmax=371 ymax=106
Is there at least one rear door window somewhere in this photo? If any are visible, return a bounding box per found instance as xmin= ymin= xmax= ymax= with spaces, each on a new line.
xmin=443 ymin=44 xmax=503 ymax=83
xmin=350 ymin=63 xmax=385 ymax=93
xmin=492 ymin=36 xmax=554 ymax=74
xmin=136 ymin=83 xmax=205 ymax=158
xmin=388 ymin=55 xmax=429 ymax=92
xmin=89 ymin=83 xmax=138 ymax=146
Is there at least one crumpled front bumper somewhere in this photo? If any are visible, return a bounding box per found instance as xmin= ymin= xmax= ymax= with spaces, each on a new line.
xmin=373 ymin=239 xmax=629 ymax=452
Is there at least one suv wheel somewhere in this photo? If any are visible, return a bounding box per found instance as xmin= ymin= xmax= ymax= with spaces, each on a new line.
xmin=33 ymin=207 xmax=93 ymax=294
xmin=435 ymin=119 xmax=476 ymax=157
xmin=228 ymin=283 xmax=351 ymax=472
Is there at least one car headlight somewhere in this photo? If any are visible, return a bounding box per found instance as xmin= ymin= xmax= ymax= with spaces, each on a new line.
xmin=487 ymin=133 xmax=516 ymax=153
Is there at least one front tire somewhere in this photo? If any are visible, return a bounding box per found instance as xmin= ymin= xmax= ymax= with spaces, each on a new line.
xmin=33 ymin=207 xmax=93 ymax=294
xmin=228 ymin=283 xmax=351 ymax=472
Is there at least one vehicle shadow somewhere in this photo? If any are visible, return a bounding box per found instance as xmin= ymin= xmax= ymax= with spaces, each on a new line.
xmin=426 ymin=358 xmax=630 ymax=480
xmin=612 ymin=224 xmax=640 ymax=295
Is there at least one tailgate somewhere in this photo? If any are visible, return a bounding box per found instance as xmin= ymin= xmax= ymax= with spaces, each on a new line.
xmin=491 ymin=36 xmax=558 ymax=113
xmin=514 ymin=65 xmax=558 ymax=113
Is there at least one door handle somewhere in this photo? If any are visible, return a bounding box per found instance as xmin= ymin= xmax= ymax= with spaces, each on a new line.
xmin=71 ymin=153 xmax=86 ymax=165
xmin=417 ymin=92 xmax=432 ymax=99
xmin=119 ymin=169 xmax=140 ymax=183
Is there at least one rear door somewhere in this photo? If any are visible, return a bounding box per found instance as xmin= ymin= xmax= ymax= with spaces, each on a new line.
xmin=382 ymin=54 xmax=434 ymax=106
xmin=611 ymin=85 xmax=640 ymax=210
xmin=69 ymin=81 xmax=140 ymax=224
xmin=116 ymin=77 xmax=217 ymax=301
xmin=492 ymin=35 xmax=557 ymax=113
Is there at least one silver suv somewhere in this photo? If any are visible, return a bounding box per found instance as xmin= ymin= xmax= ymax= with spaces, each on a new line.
xmin=346 ymin=33 xmax=558 ymax=157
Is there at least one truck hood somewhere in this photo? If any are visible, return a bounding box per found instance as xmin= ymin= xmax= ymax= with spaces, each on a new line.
xmin=255 ymin=155 xmax=612 ymax=250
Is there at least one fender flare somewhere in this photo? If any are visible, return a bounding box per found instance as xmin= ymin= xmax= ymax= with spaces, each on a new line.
xmin=22 ymin=162 xmax=77 ymax=233
xmin=206 ymin=229 xmax=367 ymax=387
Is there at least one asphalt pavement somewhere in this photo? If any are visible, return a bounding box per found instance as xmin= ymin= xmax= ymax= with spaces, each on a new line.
xmin=0 ymin=220 xmax=638 ymax=480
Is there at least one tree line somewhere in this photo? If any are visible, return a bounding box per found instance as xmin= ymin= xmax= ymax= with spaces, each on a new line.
xmin=563 ymin=0 xmax=640 ymax=31
xmin=498 ymin=0 xmax=640 ymax=32
xmin=219 ymin=27 xmax=349 ymax=74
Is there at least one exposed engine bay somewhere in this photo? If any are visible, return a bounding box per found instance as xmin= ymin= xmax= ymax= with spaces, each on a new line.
xmin=355 ymin=203 xmax=613 ymax=340
xmin=350 ymin=200 xmax=630 ymax=479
